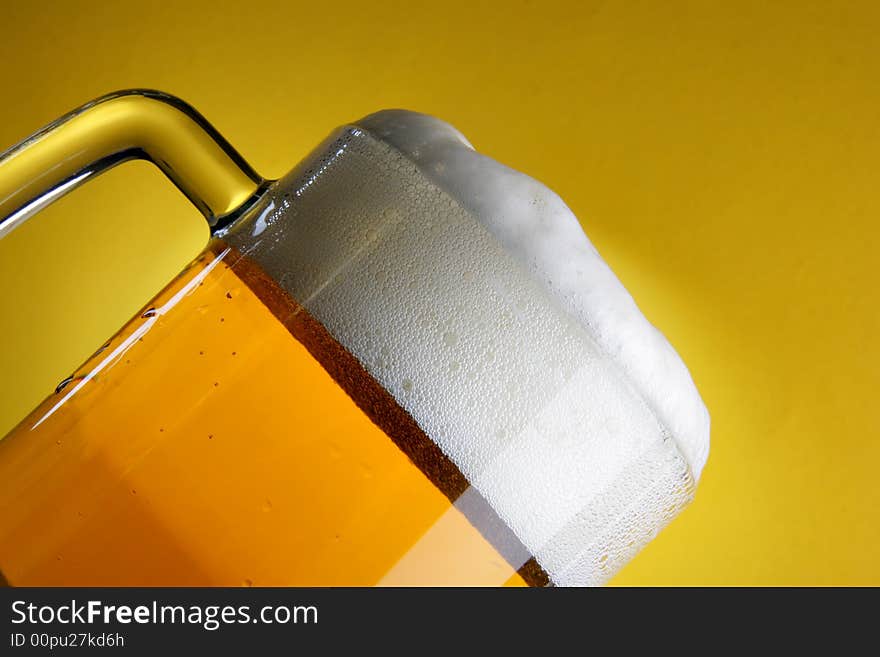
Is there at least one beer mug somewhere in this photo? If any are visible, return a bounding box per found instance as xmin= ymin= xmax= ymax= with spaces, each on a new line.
xmin=0 ymin=90 xmax=709 ymax=586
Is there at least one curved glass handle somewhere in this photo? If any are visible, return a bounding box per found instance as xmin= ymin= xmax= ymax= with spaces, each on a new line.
xmin=0 ymin=89 xmax=267 ymax=239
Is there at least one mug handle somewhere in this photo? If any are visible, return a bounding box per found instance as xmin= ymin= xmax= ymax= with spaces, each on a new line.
xmin=0 ymin=89 xmax=266 ymax=239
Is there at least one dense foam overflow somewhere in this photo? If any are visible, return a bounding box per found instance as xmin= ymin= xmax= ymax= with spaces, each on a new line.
xmin=225 ymin=113 xmax=710 ymax=585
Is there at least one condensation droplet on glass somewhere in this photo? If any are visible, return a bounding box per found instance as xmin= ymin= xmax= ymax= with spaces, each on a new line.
xmin=55 ymin=376 xmax=75 ymax=394
xmin=90 ymin=340 xmax=112 ymax=358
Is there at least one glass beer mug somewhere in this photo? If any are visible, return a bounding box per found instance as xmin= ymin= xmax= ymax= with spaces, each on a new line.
xmin=0 ymin=90 xmax=709 ymax=586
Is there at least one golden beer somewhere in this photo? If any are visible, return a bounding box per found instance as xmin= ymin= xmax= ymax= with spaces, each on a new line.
xmin=0 ymin=245 xmax=539 ymax=586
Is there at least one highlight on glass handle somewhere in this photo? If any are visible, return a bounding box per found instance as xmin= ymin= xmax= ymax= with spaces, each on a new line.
xmin=0 ymin=89 xmax=267 ymax=240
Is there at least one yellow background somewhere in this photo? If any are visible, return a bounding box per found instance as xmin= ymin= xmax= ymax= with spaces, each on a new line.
xmin=0 ymin=1 xmax=877 ymax=585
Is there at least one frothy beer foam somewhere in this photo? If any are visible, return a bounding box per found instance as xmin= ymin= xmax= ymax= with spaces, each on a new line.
xmin=225 ymin=112 xmax=710 ymax=586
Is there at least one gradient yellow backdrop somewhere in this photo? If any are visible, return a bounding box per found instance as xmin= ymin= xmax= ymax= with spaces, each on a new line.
xmin=1 ymin=1 xmax=877 ymax=585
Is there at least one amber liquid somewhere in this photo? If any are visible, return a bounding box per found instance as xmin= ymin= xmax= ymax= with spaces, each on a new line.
xmin=0 ymin=244 xmax=543 ymax=586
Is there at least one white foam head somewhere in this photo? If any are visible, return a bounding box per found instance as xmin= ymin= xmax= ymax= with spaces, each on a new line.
xmin=226 ymin=111 xmax=710 ymax=585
